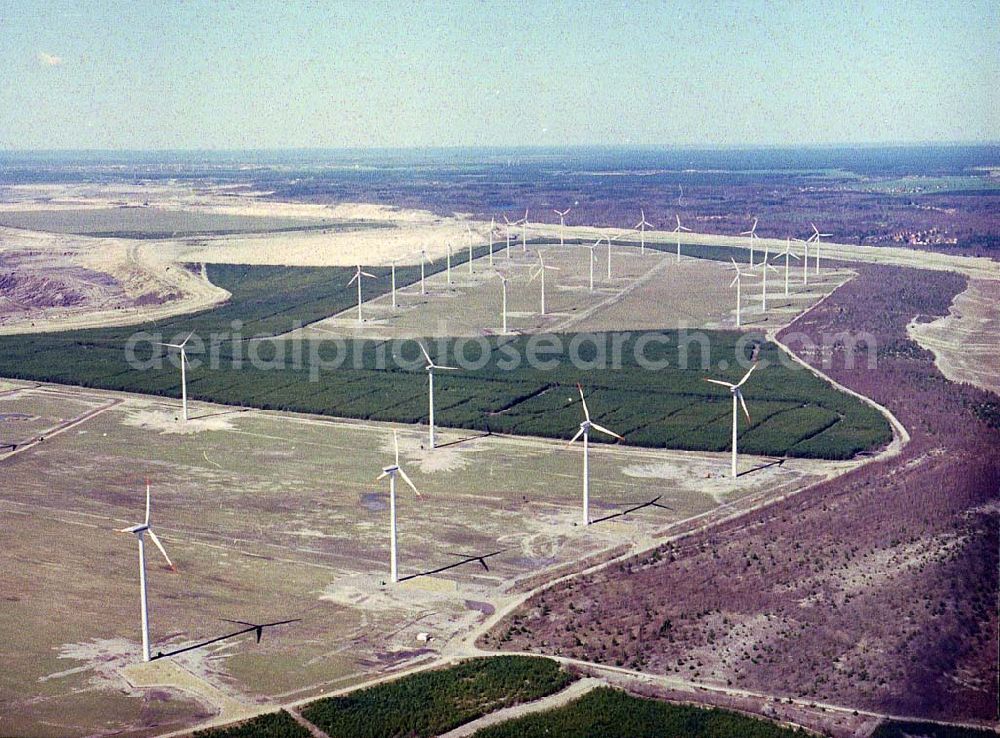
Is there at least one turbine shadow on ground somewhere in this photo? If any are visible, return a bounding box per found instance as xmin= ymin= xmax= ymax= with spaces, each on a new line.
xmin=151 ymin=618 xmax=301 ymax=660
xmin=736 ymin=457 xmax=786 ymax=478
xmin=397 ymin=550 xmax=506 ymax=582
xmin=188 ymin=407 xmax=252 ymax=421
xmin=589 ymin=496 xmax=674 ymax=525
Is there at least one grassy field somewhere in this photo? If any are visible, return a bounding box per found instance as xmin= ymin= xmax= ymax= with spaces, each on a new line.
xmin=0 ymin=206 xmax=392 ymax=238
xmin=470 ymin=686 xmax=809 ymax=737
xmin=0 ymin=246 xmax=889 ymax=460
xmin=301 ymin=656 xmax=574 ymax=738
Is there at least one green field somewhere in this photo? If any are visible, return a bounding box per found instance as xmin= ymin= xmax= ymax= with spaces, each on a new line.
xmin=470 ymin=686 xmax=808 ymax=738
xmin=0 ymin=206 xmax=393 ymax=238
xmin=0 ymin=247 xmax=890 ymax=460
xmin=300 ymin=656 xmax=575 ymax=738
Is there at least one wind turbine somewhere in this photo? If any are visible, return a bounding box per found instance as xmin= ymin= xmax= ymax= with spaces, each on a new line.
xmin=605 ymin=232 xmax=627 ymax=279
xmin=348 ymin=265 xmax=376 ymax=323
xmin=502 ymin=215 xmax=514 ymax=259
xmin=672 ymin=214 xmax=692 ymax=262
xmin=586 ymin=239 xmax=599 ymax=291
xmin=496 ymin=272 xmax=510 ymax=334
xmin=554 ymin=208 xmax=571 ymax=247
xmin=466 ymin=225 xmax=475 ymax=274
xmin=568 ymin=384 xmax=624 ymax=525
xmin=446 ymin=243 xmax=453 ymax=285
xmin=740 ymin=218 xmax=760 ymax=267
xmin=529 ymin=251 xmax=561 ymax=315
xmin=728 ymin=258 xmax=759 ymax=328
xmin=488 ymin=216 xmax=496 ymax=266
xmin=390 ymin=258 xmax=399 ymax=308
xmin=634 ymin=209 xmax=654 ymax=255
xmin=419 ymin=249 xmax=430 ymax=295
xmin=376 ymin=431 xmax=420 ymax=584
xmin=521 ymin=209 xmax=529 ymax=252
xmin=704 ymin=364 xmax=757 ymax=479
xmin=118 ymin=481 xmax=176 ymax=662
xmin=808 ymin=223 xmax=832 ymax=275
xmin=419 ymin=341 xmax=457 ymax=449
xmin=757 ymin=257 xmax=779 ymax=312
xmin=159 ymin=332 xmax=193 ymax=421
xmin=773 ymin=238 xmax=801 ymax=297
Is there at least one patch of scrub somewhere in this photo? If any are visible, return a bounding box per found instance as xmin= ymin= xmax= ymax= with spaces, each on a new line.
xmin=389 ymin=431 xmax=474 ymax=474
xmin=122 ymin=409 xmax=236 ymax=434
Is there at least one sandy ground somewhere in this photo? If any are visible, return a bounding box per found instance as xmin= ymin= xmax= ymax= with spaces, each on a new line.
xmin=0 ymin=226 xmax=229 ymax=335
xmin=0 ymin=380 xmax=848 ymax=737
xmin=2 ymin=181 xmax=995 ymax=336
xmin=908 ymin=279 xmax=1000 ymax=396
xmin=285 ymin=243 xmax=852 ymax=341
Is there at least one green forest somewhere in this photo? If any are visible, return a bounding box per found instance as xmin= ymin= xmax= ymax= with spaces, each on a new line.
xmin=0 ymin=241 xmax=890 ymax=459
xmin=471 ymin=687 xmax=808 ymax=738
xmin=300 ymin=656 xmax=575 ymax=738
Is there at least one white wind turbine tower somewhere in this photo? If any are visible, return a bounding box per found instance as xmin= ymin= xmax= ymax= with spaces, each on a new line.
xmin=704 ymin=363 xmax=757 ymax=479
xmin=801 ymin=237 xmax=809 ymax=285
xmin=808 ymin=223 xmax=832 ymax=275
xmin=728 ymin=258 xmax=759 ymax=328
xmin=567 ymin=383 xmax=624 ymax=525
xmin=554 ymin=208 xmax=571 ymax=247
xmin=390 ymin=258 xmax=399 ymax=308
xmin=773 ymin=238 xmax=801 ymax=297
xmin=488 ymin=216 xmax=496 ymax=266
xmin=496 ymin=272 xmax=510 ymax=334
xmin=419 ymin=341 xmax=457 ymax=449
xmin=466 ymin=225 xmax=475 ymax=274
xmin=634 ymin=209 xmax=654 ymax=255
xmin=348 ymin=265 xmax=376 ymax=323
xmin=586 ymin=239 xmax=599 ymax=291
xmin=446 ymin=243 xmax=453 ymax=285
xmin=672 ymin=214 xmax=692 ymax=262
xmin=605 ymin=232 xmax=627 ymax=279
xmin=376 ymin=431 xmax=420 ymax=584
xmin=521 ymin=209 xmax=529 ymax=253
xmin=159 ymin=332 xmax=193 ymax=421
xmin=502 ymin=214 xmax=515 ymax=259
xmin=758 ymin=256 xmax=779 ymax=312
xmin=740 ymin=218 xmax=760 ymax=267
xmin=118 ymin=481 xmax=176 ymax=662
xmin=529 ymin=251 xmax=561 ymax=315
xmin=419 ymin=249 xmax=431 ymax=295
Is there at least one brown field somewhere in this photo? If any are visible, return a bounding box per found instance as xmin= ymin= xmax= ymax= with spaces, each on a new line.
xmin=0 ymin=382 xmax=847 ymax=737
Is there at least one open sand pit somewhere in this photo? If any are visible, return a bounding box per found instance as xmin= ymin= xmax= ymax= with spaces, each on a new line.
xmin=908 ymin=278 xmax=1000 ymax=396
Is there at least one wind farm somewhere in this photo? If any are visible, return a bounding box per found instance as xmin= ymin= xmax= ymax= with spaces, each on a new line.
xmin=1 ymin=4 xmax=997 ymax=733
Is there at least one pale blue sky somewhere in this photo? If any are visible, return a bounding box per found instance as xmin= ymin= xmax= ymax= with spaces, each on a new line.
xmin=1 ymin=0 xmax=996 ymax=150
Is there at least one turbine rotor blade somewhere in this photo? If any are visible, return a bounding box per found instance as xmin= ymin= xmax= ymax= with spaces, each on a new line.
xmin=737 ymin=390 xmax=751 ymax=421
xmin=397 ymin=467 xmax=420 ymax=496
xmin=566 ymin=427 xmax=585 ymax=446
xmin=736 ymin=362 xmax=758 ymax=387
xmin=144 ymin=481 xmax=151 ymax=525
xmin=576 ymin=383 xmax=590 ymax=421
xmin=704 ymin=378 xmax=736 ymax=387
xmin=590 ymin=422 xmax=624 ymax=441
xmin=418 ymin=341 xmax=432 ymax=365
xmin=147 ymin=529 xmax=175 ymax=570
